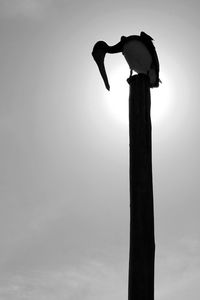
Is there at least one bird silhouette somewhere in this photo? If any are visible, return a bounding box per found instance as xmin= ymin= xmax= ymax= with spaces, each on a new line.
xmin=92 ymin=31 xmax=161 ymax=90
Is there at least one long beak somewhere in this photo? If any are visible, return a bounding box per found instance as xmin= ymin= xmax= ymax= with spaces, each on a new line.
xmin=92 ymin=50 xmax=110 ymax=91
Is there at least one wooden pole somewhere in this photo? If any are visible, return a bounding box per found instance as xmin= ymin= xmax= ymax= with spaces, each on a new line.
xmin=127 ymin=74 xmax=155 ymax=300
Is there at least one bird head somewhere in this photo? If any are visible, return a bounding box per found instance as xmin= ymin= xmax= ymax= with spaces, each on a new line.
xmin=92 ymin=41 xmax=110 ymax=91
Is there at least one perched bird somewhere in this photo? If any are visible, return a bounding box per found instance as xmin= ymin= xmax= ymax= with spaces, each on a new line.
xmin=92 ymin=31 xmax=161 ymax=90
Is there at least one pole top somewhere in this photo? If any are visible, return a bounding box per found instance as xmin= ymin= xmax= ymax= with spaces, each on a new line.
xmin=127 ymin=73 xmax=150 ymax=86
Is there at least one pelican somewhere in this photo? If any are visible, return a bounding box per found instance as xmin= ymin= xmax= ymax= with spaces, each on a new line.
xmin=92 ymin=31 xmax=161 ymax=90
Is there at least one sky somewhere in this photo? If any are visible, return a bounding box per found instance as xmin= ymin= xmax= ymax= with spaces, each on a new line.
xmin=0 ymin=0 xmax=200 ymax=299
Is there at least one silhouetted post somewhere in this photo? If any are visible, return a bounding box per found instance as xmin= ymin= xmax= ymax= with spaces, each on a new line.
xmin=127 ymin=74 xmax=155 ymax=300
xmin=92 ymin=31 xmax=160 ymax=300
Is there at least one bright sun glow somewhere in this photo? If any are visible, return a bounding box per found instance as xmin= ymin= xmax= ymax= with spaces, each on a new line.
xmin=105 ymin=63 xmax=172 ymax=126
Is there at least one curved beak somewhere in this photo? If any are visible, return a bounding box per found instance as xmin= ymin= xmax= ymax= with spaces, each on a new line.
xmin=92 ymin=47 xmax=110 ymax=91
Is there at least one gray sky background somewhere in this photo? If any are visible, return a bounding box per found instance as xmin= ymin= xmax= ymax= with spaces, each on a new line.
xmin=0 ymin=0 xmax=200 ymax=299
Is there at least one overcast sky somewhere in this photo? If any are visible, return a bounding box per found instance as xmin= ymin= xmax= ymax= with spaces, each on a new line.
xmin=0 ymin=0 xmax=200 ymax=299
